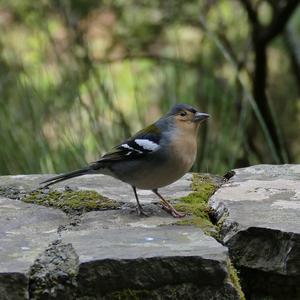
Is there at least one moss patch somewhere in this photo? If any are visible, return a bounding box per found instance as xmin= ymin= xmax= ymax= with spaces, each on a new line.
xmin=175 ymin=173 xmax=219 ymax=236
xmin=23 ymin=189 xmax=121 ymax=213
xmin=227 ymin=259 xmax=245 ymax=300
xmin=108 ymin=289 xmax=146 ymax=300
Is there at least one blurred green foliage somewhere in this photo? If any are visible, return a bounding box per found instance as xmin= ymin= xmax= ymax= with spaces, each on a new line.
xmin=0 ymin=0 xmax=299 ymax=175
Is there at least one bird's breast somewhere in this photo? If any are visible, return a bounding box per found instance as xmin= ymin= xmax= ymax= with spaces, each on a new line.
xmin=168 ymin=128 xmax=198 ymax=172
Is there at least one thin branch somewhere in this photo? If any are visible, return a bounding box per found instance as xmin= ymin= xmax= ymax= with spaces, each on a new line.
xmin=237 ymin=0 xmax=298 ymax=163
xmin=239 ymin=0 xmax=259 ymax=24
xmin=262 ymin=0 xmax=299 ymax=43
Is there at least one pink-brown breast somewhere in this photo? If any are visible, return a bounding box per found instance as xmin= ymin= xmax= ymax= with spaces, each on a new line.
xmin=169 ymin=126 xmax=198 ymax=175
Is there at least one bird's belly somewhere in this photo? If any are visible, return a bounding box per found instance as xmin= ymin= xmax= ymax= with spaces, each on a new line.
xmin=116 ymin=156 xmax=194 ymax=190
xmin=134 ymin=170 xmax=186 ymax=190
xmin=134 ymin=166 xmax=185 ymax=189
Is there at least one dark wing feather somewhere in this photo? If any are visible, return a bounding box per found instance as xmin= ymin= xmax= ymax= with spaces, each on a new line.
xmin=95 ymin=123 xmax=161 ymax=164
xmin=129 ymin=123 xmax=161 ymax=144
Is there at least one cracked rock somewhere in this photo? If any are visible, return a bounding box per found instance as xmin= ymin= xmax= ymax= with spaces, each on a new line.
xmin=61 ymin=211 xmax=240 ymax=299
xmin=209 ymin=164 xmax=300 ymax=299
xmin=29 ymin=240 xmax=79 ymax=300
xmin=0 ymin=197 xmax=68 ymax=300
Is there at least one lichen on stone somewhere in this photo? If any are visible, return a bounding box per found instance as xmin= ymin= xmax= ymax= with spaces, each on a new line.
xmin=0 ymin=185 xmax=23 ymax=199
xmin=175 ymin=173 xmax=220 ymax=236
xmin=29 ymin=240 xmax=79 ymax=299
xmin=23 ymin=189 xmax=121 ymax=213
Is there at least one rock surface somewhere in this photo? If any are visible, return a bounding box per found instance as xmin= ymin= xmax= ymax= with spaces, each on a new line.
xmin=63 ymin=219 xmax=237 ymax=299
xmin=0 ymin=197 xmax=68 ymax=300
xmin=209 ymin=164 xmax=300 ymax=300
xmin=0 ymin=173 xmax=193 ymax=205
xmin=0 ymin=173 xmax=239 ymax=300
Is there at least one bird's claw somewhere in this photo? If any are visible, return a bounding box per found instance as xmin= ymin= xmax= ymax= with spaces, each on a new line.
xmin=136 ymin=206 xmax=149 ymax=217
xmin=171 ymin=210 xmax=186 ymax=218
xmin=160 ymin=202 xmax=186 ymax=218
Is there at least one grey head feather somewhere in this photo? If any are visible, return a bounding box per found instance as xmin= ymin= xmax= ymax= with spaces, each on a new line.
xmin=166 ymin=103 xmax=198 ymax=116
xmin=155 ymin=103 xmax=198 ymax=134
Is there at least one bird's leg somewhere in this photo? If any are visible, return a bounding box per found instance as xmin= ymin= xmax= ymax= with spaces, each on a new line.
xmin=132 ymin=186 xmax=149 ymax=217
xmin=152 ymin=189 xmax=186 ymax=218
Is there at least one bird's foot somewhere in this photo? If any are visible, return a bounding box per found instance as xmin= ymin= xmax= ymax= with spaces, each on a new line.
xmin=171 ymin=209 xmax=186 ymax=218
xmin=160 ymin=201 xmax=186 ymax=218
xmin=136 ymin=205 xmax=149 ymax=217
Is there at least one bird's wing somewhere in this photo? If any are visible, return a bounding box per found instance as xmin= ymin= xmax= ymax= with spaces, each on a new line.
xmin=96 ymin=123 xmax=162 ymax=163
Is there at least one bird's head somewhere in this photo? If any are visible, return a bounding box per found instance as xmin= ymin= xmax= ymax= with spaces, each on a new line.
xmin=166 ymin=103 xmax=209 ymax=133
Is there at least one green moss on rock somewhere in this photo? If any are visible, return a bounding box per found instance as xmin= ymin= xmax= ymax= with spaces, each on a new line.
xmin=175 ymin=173 xmax=219 ymax=236
xmin=227 ymin=259 xmax=245 ymax=300
xmin=176 ymin=174 xmax=245 ymax=299
xmin=23 ymin=189 xmax=120 ymax=213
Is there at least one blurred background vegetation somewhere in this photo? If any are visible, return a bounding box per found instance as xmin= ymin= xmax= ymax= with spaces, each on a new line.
xmin=0 ymin=0 xmax=299 ymax=176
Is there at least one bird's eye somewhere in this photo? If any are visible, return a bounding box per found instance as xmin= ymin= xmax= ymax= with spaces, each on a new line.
xmin=179 ymin=111 xmax=187 ymax=117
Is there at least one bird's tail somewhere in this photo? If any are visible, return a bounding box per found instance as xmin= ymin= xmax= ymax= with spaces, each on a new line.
xmin=40 ymin=167 xmax=91 ymax=188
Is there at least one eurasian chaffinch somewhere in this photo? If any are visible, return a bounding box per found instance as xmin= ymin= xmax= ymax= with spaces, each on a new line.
xmin=41 ymin=103 xmax=209 ymax=217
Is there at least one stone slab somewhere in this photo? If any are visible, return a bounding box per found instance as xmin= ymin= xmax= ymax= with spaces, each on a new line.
xmin=62 ymin=216 xmax=226 ymax=261
xmin=209 ymin=164 xmax=300 ymax=299
xmin=61 ymin=211 xmax=238 ymax=299
xmin=0 ymin=197 xmax=68 ymax=300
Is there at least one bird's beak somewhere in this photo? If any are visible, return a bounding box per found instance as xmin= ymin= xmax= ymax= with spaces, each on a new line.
xmin=194 ymin=112 xmax=210 ymax=122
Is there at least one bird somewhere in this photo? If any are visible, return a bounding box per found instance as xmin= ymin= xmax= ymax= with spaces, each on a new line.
xmin=41 ymin=103 xmax=209 ymax=218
